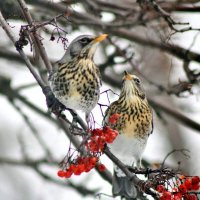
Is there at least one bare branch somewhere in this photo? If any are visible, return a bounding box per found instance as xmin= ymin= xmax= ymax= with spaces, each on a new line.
xmin=0 ymin=11 xmax=46 ymax=89
xmin=17 ymin=0 xmax=53 ymax=73
xmin=0 ymin=157 xmax=97 ymax=196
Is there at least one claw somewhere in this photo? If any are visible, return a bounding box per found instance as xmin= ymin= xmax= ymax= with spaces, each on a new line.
xmin=71 ymin=114 xmax=79 ymax=128
xmin=43 ymin=86 xmax=66 ymax=116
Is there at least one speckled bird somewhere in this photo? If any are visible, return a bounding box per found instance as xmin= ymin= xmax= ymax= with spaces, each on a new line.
xmin=104 ymin=71 xmax=153 ymax=199
xmin=49 ymin=34 xmax=107 ymax=122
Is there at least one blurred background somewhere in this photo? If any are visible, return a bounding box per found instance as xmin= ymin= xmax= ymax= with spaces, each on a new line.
xmin=0 ymin=0 xmax=200 ymax=199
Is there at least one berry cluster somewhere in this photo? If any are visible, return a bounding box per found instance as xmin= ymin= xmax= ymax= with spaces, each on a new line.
xmin=57 ymin=156 xmax=106 ymax=178
xmin=156 ymin=175 xmax=200 ymax=200
xmin=86 ymin=126 xmax=118 ymax=152
xmin=57 ymin=124 xmax=118 ymax=179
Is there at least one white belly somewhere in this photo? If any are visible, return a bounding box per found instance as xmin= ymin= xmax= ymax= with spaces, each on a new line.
xmin=59 ymin=95 xmax=82 ymax=110
xmin=58 ymin=92 xmax=98 ymax=113
xmin=108 ymin=134 xmax=147 ymax=167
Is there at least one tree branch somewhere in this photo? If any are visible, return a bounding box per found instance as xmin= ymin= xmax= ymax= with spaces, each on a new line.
xmin=0 ymin=157 xmax=97 ymax=196
xmin=17 ymin=0 xmax=53 ymax=73
xmin=0 ymin=11 xmax=46 ymax=89
xmin=27 ymin=0 xmax=200 ymax=64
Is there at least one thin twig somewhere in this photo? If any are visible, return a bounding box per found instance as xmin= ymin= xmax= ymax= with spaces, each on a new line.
xmin=17 ymin=0 xmax=53 ymax=73
xmin=0 ymin=157 xmax=97 ymax=196
xmin=28 ymin=0 xmax=200 ymax=64
xmin=0 ymin=11 xmax=45 ymax=88
xmin=161 ymin=149 xmax=190 ymax=169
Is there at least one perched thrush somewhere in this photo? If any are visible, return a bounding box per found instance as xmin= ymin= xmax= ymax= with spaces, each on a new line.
xmin=104 ymin=71 xmax=153 ymax=199
xmin=49 ymin=34 xmax=107 ymax=122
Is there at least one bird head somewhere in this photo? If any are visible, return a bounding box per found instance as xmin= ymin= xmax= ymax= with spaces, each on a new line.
xmin=122 ymin=71 xmax=146 ymax=100
xmin=58 ymin=34 xmax=108 ymax=64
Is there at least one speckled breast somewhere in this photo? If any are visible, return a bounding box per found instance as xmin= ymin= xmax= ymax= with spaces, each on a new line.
xmin=49 ymin=58 xmax=101 ymax=113
xmin=106 ymin=97 xmax=153 ymax=138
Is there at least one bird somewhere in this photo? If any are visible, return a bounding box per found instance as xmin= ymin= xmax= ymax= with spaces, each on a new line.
xmin=48 ymin=34 xmax=107 ymax=123
xmin=104 ymin=71 xmax=153 ymax=199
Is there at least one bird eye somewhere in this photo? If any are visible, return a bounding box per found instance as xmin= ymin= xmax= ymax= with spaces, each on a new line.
xmin=80 ymin=38 xmax=90 ymax=44
xmin=134 ymin=78 xmax=140 ymax=84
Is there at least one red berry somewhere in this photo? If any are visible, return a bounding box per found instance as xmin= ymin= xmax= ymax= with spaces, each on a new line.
xmin=87 ymin=141 xmax=98 ymax=152
xmin=57 ymin=170 xmax=65 ymax=178
xmin=104 ymin=129 xmax=118 ymax=144
xmin=191 ymin=183 xmax=199 ymax=190
xmin=184 ymin=194 xmax=197 ymax=200
xmin=111 ymin=130 xmax=118 ymax=139
xmin=189 ymin=194 xmax=197 ymax=200
xmin=84 ymin=163 xmax=93 ymax=172
xmin=97 ymin=136 xmax=106 ymax=150
xmin=105 ymin=132 xmax=116 ymax=143
xmin=103 ymin=126 xmax=112 ymax=134
xmin=68 ymin=164 xmax=76 ymax=172
xmin=77 ymin=157 xmax=84 ymax=164
xmin=98 ymin=164 xmax=106 ymax=172
xmin=173 ymin=193 xmax=182 ymax=200
xmin=84 ymin=157 xmax=88 ymax=162
xmin=105 ymin=136 xmax=114 ymax=143
xmin=191 ymin=176 xmax=200 ymax=185
xmin=100 ymin=135 xmax=106 ymax=141
xmin=97 ymin=137 xmax=105 ymax=146
xmin=156 ymin=185 xmax=165 ymax=193
xmin=92 ymin=128 xmax=102 ymax=136
xmin=89 ymin=156 xmax=98 ymax=165
xmin=74 ymin=171 xmax=82 ymax=175
xmin=73 ymin=165 xmax=82 ymax=175
xmin=185 ymin=178 xmax=192 ymax=190
xmin=78 ymin=164 xmax=85 ymax=172
xmin=109 ymin=114 xmax=120 ymax=124
xmin=160 ymin=191 xmax=172 ymax=200
xmin=178 ymin=184 xmax=187 ymax=193
xmin=64 ymin=170 xmax=73 ymax=178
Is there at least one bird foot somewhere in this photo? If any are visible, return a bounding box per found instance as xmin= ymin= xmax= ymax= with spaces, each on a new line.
xmin=43 ymin=86 xmax=66 ymax=116
xmin=85 ymin=113 xmax=93 ymax=129
xmin=70 ymin=113 xmax=79 ymax=130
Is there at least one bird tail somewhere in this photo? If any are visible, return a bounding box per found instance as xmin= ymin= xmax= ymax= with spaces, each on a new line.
xmin=112 ymin=170 xmax=137 ymax=199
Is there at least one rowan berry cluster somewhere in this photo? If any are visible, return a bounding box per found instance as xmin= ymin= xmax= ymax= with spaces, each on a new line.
xmin=57 ymin=156 xmax=106 ymax=178
xmin=156 ymin=175 xmax=200 ymax=200
xmin=57 ymin=114 xmax=119 ymax=179
xmin=85 ymin=126 xmax=118 ymax=152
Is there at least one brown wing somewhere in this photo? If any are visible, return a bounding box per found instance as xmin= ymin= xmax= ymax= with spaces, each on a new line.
xmin=103 ymin=100 xmax=127 ymax=132
xmin=104 ymin=101 xmax=118 ymax=124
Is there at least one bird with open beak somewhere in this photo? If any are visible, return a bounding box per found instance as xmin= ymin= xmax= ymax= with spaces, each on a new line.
xmin=49 ymin=34 xmax=107 ymax=123
xmin=104 ymin=71 xmax=153 ymax=199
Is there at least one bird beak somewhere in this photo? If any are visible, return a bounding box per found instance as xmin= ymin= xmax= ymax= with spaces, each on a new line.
xmin=86 ymin=34 xmax=108 ymax=59
xmin=93 ymin=34 xmax=108 ymax=43
xmin=124 ymin=71 xmax=132 ymax=80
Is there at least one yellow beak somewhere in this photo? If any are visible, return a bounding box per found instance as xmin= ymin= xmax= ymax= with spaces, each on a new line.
xmin=93 ymin=34 xmax=108 ymax=43
xmin=124 ymin=71 xmax=132 ymax=80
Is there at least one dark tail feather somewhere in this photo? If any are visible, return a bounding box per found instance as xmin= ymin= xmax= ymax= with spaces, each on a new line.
xmin=112 ymin=171 xmax=137 ymax=199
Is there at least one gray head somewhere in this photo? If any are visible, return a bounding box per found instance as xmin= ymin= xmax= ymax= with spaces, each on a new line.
xmin=121 ymin=71 xmax=146 ymax=100
xmin=57 ymin=34 xmax=108 ymax=65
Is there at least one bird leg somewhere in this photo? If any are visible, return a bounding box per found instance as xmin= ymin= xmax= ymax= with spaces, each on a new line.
xmin=86 ymin=112 xmax=94 ymax=129
xmin=136 ymin=159 xmax=142 ymax=169
xmin=69 ymin=110 xmax=79 ymax=130
xmin=43 ymin=86 xmax=66 ymax=117
xmin=132 ymin=159 xmax=143 ymax=172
